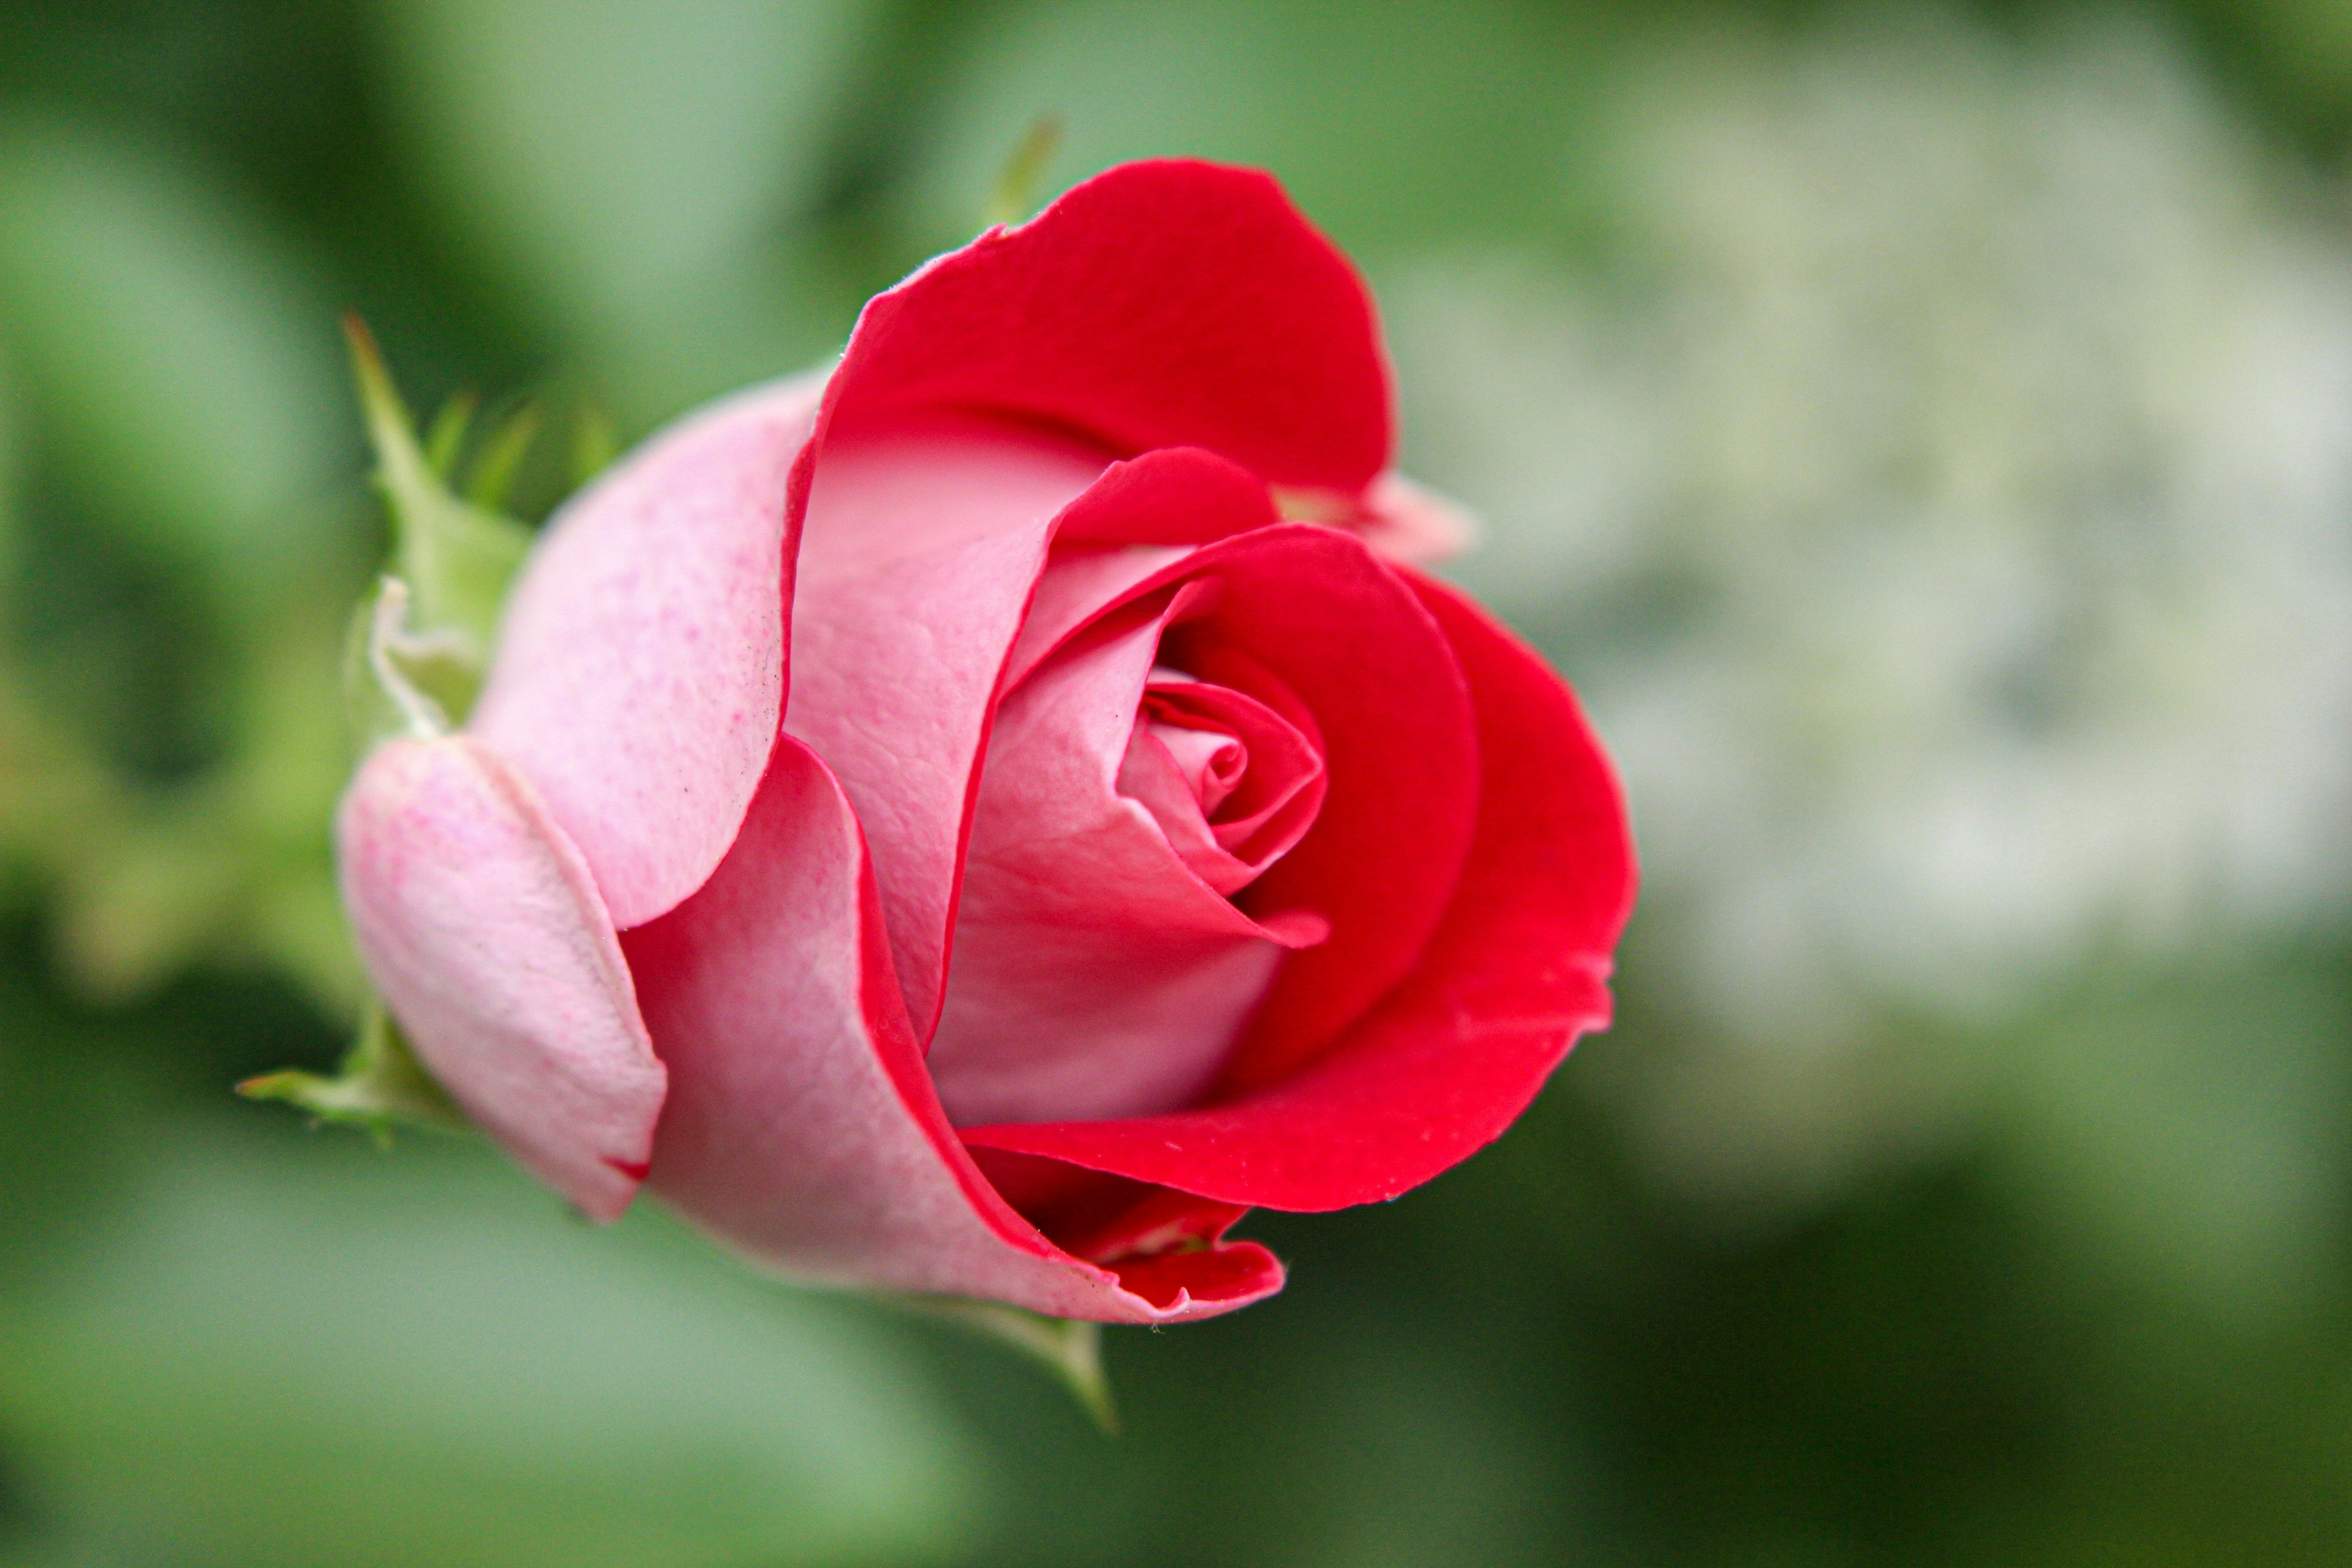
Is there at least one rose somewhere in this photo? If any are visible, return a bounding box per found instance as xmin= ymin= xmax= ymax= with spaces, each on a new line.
xmin=337 ymin=160 xmax=1635 ymax=1323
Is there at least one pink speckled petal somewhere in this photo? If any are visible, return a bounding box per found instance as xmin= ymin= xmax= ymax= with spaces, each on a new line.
xmin=625 ymin=735 xmax=1283 ymax=1322
xmin=472 ymin=374 xmax=824 ymax=929
xmin=337 ymin=736 xmax=666 ymax=1221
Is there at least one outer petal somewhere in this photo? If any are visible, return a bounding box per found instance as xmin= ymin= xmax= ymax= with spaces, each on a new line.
xmin=337 ymin=736 xmax=666 ymax=1221
xmin=625 ymin=736 xmax=1283 ymax=1322
xmin=471 ymin=374 xmax=823 ymax=929
xmin=821 ymin=160 xmax=1391 ymax=490
xmin=962 ymin=574 xmax=1637 ymax=1210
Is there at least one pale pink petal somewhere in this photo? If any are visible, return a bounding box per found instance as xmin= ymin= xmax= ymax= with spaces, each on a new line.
xmin=1354 ymin=472 xmax=1479 ymax=565
xmin=624 ymin=735 xmax=1283 ymax=1322
xmin=926 ymin=594 xmax=1325 ymax=1129
xmin=337 ymin=736 xmax=666 ymax=1221
xmin=471 ymin=374 xmax=824 ymax=929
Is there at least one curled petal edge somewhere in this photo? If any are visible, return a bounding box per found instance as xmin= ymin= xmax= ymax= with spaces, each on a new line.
xmin=337 ymin=735 xmax=666 ymax=1222
xmin=472 ymin=374 xmax=826 ymax=930
xmin=627 ymin=735 xmax=1284 ymax=1323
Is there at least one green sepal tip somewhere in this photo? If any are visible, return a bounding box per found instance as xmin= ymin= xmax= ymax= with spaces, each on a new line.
xmin=982 ymin=115 xmax=1064 ymax=230
xmin=463 ymin=402 xmax=542 ymax=512
xmin=892 ymin=1295 xmax=1117 ymax=1433
xmin=238 ymin=998 xmax=467 ymax=1145
xmin=569 ymin=404 xmax=619 ymax=490
xmin=421 ymin=388 xmax=478 ymax=480
xmin=341 ymin=317 xmax=532 ymax=693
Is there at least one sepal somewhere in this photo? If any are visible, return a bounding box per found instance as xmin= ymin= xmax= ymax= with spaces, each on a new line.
xmin=238 ymin=998 xmax=466 ymax=1144
xmin=341 ymin=317 xmax=533 ymax=731
xmin=982 ymin=115 xmax=1064 ymax=228
xmin=344 ymin=576 xmax=470 ymax=742
xmin=247 ymin=322 xmax=553 ymax=1140
xmin=891 ymin=1295 xmax=1117 ymax=1433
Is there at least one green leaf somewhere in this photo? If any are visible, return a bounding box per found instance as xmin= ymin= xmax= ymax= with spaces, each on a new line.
xmin=0 ymin=118 xmax=344 ymax=595
xmin=376 ymin=0 xmax=875 ymax=329
xmin=238 ymin=997 xmax=466 ymax=1142
xmin=892 ymin=1295 xmax=1118 ymax=1433
xmin=903 ymin=0 xmax=1573 ymax=260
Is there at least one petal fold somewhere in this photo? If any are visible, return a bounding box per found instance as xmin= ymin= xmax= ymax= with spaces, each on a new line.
xmin=625 ymin=736 xmax=1283 ymax=1323
xmin=471 ymin=374 xmax=822 ymax=929
xmin=337 ymin=736 xmax=666 ymax=1221
xmin=787 ymin=429 xmax=1104 ymax=1034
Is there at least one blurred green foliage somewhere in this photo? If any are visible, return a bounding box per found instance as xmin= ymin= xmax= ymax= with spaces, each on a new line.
xmin=3 ymin=0 xmax=2351 ymax=1564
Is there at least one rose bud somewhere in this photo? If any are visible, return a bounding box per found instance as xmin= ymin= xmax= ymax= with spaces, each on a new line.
xmin=336 ymin=159 xmax=1635 ymax=1324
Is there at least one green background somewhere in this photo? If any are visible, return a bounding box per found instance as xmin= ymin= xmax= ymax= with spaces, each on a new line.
xmin=4 ymin=0 xmax=2352 ymax=1562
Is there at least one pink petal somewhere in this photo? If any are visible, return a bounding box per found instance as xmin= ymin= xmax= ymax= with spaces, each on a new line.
xmin=337 ymin=736 xmax=666 ymax=1221
xmin=1121 ymin=669 xmax=1327 ymax=886
xmin=624 ymin=735 xmax=1283 ymax=1322
xmin=821 ymin=160 xmax=1391 ymax=492
xmin=470 ymin=374 xmax=823 ymax=929
xmin=787 ymin=439 xmax=1283 ymax=1039
xmin=927 ymin=594 xmax=1323 ymax=1129
xmin=787 ymin=427 xmax=1106 ymax=1035
xmin=962 ymin=572 xmax=1638 ymax=1210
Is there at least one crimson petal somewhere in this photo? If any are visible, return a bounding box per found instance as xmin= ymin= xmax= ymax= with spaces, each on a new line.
xmin=962 ymin=573 xmax=1636 ymax=1210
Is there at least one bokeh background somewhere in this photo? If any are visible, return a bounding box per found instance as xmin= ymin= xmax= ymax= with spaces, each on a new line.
xmin=4 ymin=0 xmax=2351 ymax=1562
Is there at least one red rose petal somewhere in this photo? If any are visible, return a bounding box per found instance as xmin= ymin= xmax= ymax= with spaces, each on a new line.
xmin=965 ymin=1148 xmax=1280 ymax=1311
xmin=925 ymin=591 xmax=1319 ymax=1129
xmin=996 ymin=524 xmax=1482 ymax=1088
xmin=960 ymin=572 xmax=1635 ymax=1210
xmin=821 ymin=159 xmax=1391 ymax=491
